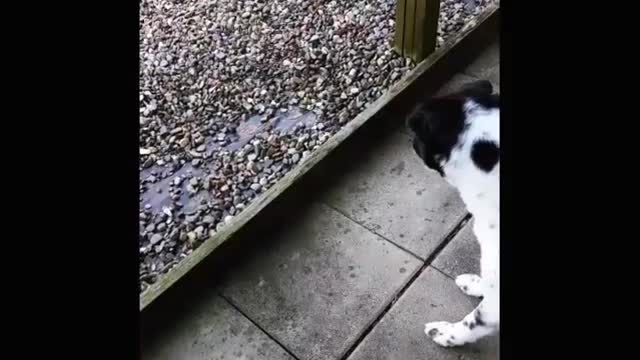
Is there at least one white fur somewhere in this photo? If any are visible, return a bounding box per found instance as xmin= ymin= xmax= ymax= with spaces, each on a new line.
xmin=425 ymin=100 xmax=500 ymax=347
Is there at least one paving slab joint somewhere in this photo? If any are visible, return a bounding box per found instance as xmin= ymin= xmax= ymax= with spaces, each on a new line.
xmin=219 ymin=293 xmax=302 ymax=360
xmin=322 ymin=201 xmax=425 ymax=261
xmin=339 ymin=213 xmax=472 ymax=360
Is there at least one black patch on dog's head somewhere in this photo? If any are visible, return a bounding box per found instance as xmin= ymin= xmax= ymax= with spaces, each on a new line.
xmin=406 ymin=80 xmax=498 ymax=177
xmin=471 ymin=139 xmax=499 ymax=172
xmin=406 ymin=97 xmax=466 ymax=176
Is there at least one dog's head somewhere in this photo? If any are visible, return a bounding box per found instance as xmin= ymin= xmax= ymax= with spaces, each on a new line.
xmin=406 ymin=80 xmax=499 ymax=177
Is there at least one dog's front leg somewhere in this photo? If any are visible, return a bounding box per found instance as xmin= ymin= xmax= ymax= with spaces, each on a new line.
xmin=424 ymin=287 xmax=498 ymax=347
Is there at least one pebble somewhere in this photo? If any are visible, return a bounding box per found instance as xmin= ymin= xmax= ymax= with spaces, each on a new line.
xmin=150 ymin=233 xmax=163 ymax=245
xmin=194 ymin=226 xmax=205 ymax=238
xmin=202 ymin=215 xmax=215 ymax=224
xmin=187 ymin=232 xmax=197 ymax=244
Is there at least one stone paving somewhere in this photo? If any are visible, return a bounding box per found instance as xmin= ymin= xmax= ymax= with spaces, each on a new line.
xmin=142 ymin=41 xmax=499 ymax=360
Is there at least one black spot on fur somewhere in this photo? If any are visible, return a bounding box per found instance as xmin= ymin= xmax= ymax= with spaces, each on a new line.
xmin=467 ymin=321 xmax=476 ymax=330
xmin=474 ymin=310 xmax=486 ymax=326
xmin=471 ymin=139 xmax=499 ymax=172
xmin=428 ymin=328 xmax=440 ymax=337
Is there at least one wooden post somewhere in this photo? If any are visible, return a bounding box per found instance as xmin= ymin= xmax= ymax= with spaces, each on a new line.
xmin=394 ymin=0 xmax=441 ymax=63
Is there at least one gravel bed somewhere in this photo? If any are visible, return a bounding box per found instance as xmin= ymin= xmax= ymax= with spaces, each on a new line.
xmin=139 ymin=0 xmax=497 ymax=293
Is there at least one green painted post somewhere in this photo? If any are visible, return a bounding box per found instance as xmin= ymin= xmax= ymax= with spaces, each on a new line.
xmin=394 ymin=0 xmax=441 ymax=63
xmin=393 ymin=0 xmax=407 ymax=55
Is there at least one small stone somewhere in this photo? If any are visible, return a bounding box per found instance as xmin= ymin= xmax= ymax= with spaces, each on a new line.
xmin=194 ymin=226 xmax=205 ymax=238
xmin=185 ymin=214 xmax=199 ymax=224
xmin=224 ymin=215 xmax=234 ymax=223
xmin=247 ymin=161 xmax=257 ymax=172
xmin=250 ymin=183 xmax=261 ymax=191
xmin=150 ymin=233 xmax=163 ymax=245
xmin=339 ymin=111 xmax=349 ymax=124
xmin=187 ymin=232 xmax=197 ymax=244
xmin=145 ymin=224 xmax=156 ymax=232
xmin=202 ymin=215 xmax=215 ymax=225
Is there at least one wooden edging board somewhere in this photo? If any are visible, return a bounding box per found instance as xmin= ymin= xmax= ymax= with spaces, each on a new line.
xmin=140 ymin=5 xmax=499 ymax=311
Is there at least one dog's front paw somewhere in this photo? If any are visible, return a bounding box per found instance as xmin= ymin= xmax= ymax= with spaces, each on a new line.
xmin=424 ymin=321 xmax=461 ymax=347
xmin=455 ymin=274 xmax=483 ymax=297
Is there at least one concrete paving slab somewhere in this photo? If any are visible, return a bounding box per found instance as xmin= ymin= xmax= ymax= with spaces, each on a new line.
xmin=220 ymin=202 xmax=422 ymax=360
xmin=432 ymin=220 xmax=481 ymax=279
xmin=142 ymin=296 xmax=294 ymax=360
xmin=347 ymin=267 xmax=498 ymax=360
xmin=321 ymin=130 xmax=467 ymax=259
xmin=464 ymin=41 xmax=500 ymax=91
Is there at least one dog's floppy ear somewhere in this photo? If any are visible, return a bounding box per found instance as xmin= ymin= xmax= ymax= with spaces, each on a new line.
xmin=457 ymin=80 xmax=493 ymax=98
xmin=407 ymin=96 xmax=466 ymax=140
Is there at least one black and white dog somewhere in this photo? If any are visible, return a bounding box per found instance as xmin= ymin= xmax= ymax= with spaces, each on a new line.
xmin=407 ymin=80 xmax=499 ymax=346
